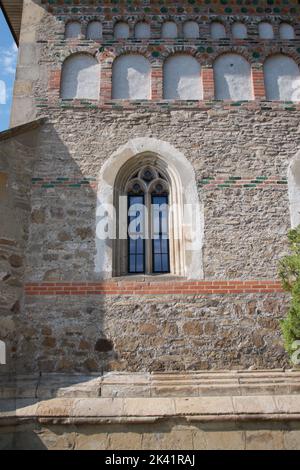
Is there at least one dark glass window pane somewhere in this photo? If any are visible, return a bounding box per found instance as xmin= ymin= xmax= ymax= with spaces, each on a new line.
xmin=130 ymin=195 xmax=143 ymax=206
xmin=129 ymin=255 xmax=136 ymax=273
xmin=154 ymin=254 xmax=162 ymax=273
xmin=161 ymin=239 xmax=168 ymax=254
xmin=137 ymin=238 xmax=144 ymax=255
xmin=152 ymin=194 xmax=170 ymax=273
xmin=162 ymin=254 xmax=169 ymax=273
xmin=136 ymin=255 xmax=144 ymax=273
xmin=153 ymin=239 xmax=161 ymax=254
xmin=129 ymin=238 xmax=136 ymax=252
xmin=128 ymin=195 xmax=145 ymax=274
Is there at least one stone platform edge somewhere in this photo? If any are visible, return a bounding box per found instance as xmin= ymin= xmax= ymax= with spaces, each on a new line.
xmin=1 ymin=395 xmax=300 ymax=426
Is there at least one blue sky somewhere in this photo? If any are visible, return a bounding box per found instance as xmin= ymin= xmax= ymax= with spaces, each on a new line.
xmin=0 ymin=9 xmax=18 ymax=132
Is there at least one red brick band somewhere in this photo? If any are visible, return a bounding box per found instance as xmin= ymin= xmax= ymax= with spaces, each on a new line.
xmin=25 ymin=280 xmax=284 ymax=296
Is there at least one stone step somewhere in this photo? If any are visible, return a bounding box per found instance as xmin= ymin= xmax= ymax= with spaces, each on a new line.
xmin=1 ymin=395 xmax=300 ymax=425
xmin=1 ymin=370 xmax=300 ymax=400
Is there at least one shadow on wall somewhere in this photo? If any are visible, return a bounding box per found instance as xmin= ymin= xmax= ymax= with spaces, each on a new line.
xmin=0 ymin=123 xmax=44 ymax=379
xmin=3 ymin=419 xmax=300 ymax=450
xmin=0 ymin=424 xmax=48 ymax=450
xmin=0 ymin=120 xmax=119 ymax=378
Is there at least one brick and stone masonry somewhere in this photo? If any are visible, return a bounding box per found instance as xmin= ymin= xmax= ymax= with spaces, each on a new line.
xmin=2 ymin=0 xmax=300 ymax=451
xmin=3 ymin=0 xmax=300 ymax=374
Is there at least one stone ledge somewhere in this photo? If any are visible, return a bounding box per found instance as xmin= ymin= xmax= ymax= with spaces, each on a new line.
xmin=1 ymin=395 xmax=300 ymax=426
xmin=1 ymin=370 xmax=300 ymax=399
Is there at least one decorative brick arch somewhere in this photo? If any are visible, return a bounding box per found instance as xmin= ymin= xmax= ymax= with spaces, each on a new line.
xmin=264 ymin=49 xmax=300 ymax=67
xmin=112 ymin=48 xmax=156 ymax=65
xmin=60 ymin=47 xmax=100 ymax=64
xmin=211 ymin=47 xmax=254 ymax=65
xmin=227 ymin=16 xmax=252 ymax=26
xmin=162 ymin=46 xmax=204 ymax=64
xmin=210 ymin=16 xmax=228 ymax=28
xmin=95 ymin=138 xmax=204 ymax=280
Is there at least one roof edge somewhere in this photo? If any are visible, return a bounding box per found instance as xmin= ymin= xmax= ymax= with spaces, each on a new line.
xmin=0 ymin=0 xmax=23 ymax=46
xmin=0 ymin=118 xmax=47 ymax=143
xmin=0 ymin=2 xmax=18 ymax=45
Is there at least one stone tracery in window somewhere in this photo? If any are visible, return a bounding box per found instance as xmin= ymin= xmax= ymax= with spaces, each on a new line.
xmin=126 ymin=167 xmax=168 ymax=194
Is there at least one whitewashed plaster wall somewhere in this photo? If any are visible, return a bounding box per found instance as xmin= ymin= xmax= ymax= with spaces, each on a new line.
xmin=65 ymin=21 xmax=81 ymax=39
xmin=264 ymin=55 xmax=300 ymax=101
xmin=86 ymin=21 xmax=102 ymax=40
xmin=161 ymin=21 xmax=178 ymax=38
xmin=183 ymin=21 xmax=199 ymax=39
xmin=214 ymin=54 xmax=253 ymax=100
xmin=279 ymin=23 xmax=295 ymax=40
xmin=163 ymin=55 xmax=202 ymax=100
xmin=211 ymin=22 xmax=226 ymax=39
xmin=134 ymin=22 xmax=151 ymax=38
xmin=259 ymin=22 xmax=274 ymax=39
xmin=112 ymin=55 xmax=151 ymax=99
xmin=232 ymin=22 xmax=247 ymax=39
xmin=114 ymin=22 xmax=130 ymax=39
xmin=60 ymin=54 xmax=100 ymax=100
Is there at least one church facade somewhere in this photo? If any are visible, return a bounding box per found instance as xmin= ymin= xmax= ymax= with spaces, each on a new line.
xmin=1 ymin=0 xmax=300 ymax=450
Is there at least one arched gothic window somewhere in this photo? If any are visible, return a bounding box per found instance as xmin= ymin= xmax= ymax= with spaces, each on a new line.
xmin=126 ymin=166 xmax=170 ymax=274
xmin=112 ymin=153 xmax=194 ymax=278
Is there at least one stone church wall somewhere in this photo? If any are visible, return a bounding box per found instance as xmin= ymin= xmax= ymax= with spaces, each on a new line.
xmin=5 ymin=0 xmax=300 ymax=373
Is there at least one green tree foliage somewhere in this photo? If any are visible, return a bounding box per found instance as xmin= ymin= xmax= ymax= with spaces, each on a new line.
xmin=279 ymin=226 xmax=300 ymax=358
